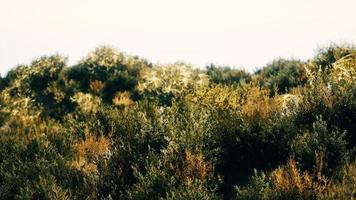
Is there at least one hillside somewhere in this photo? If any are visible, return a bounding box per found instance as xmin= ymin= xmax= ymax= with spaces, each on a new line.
xmin=0 ymin=44 xmax=355 ymax=200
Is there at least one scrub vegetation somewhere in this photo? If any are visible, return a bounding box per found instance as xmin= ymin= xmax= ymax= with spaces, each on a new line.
xmin=0 ymin=44 xmax=355 ymax=199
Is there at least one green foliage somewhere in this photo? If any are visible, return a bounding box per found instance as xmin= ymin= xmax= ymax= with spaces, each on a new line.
xmin=0 ymin=44 xmax=355 ymax=199
xmin=66 ymin=46 xmax=150 ymax=104
xmin=27 ymin=55 xmax=66 ymax=92
xmin=164 ymin=181 xmax=220 ymax=200
xmin=128 ymin=156 xmax=173 ymax=200
xmin=138 ymin=63 xmax=209 ymax=106
xmin=0 ymin=56 xmax=75 ymax=120
xmin=206 ymin=64 xmax=251 ymax=85
xmin=311 ymin=44 xmax=355 ymax=72
xmin=331 ymin=82 xmax=356 ymax=150
xmin=234 ymin=170 xmax=275 ymax=200
xmin=0 ymin=75 xmax=8 ymax=92
xmin=291 ymin=116 xmax=349 ymax=174
xmin=321 ymin=161 xmax=356 ymax=200
xmin=0 ymin=136 xmax=91 ymax=199
xmin=255 ymin=58 xmax=307 ymax=93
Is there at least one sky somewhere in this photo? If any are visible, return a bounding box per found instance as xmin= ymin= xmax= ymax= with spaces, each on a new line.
xmin=0 ymin=0 xmax=355 ymax=75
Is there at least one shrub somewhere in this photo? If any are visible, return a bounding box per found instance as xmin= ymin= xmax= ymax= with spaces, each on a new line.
xmin=321 ymin=161 xmax=356 ymax=200
xmin=234 ymin=170 xmax=275 ymax=200
xmin=0 ymin=43 xmax=354 ymax=199
xmin=254 ymin=58 xmax=307 ymax=93
xmin=291 ymin=116 xmax=349 ymax=175
xmin=206 ymin=64 xmax=251 ymax=85
xmin=66 ymin=46 xmax=148 ymax=105
xmin=0 ymin=137 xmax=91 ymax=199
xmin=234 ymin=157 xmax=329 ymax=200
xmin=310 ymin=44 xmax=355 ymax=72
xmin=138 ymin=63 xmax=209 ymax=106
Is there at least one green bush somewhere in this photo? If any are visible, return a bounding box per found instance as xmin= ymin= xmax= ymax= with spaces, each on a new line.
xmin=254 ymin=58 xmax=307 ymax=93
xmin=0 ymin=137 xmax=90 ymax=199
xmin=0 ymin=44 xmax=354 ymax=199
xmin=206 ymin=64 xmax=251 ymax=85
xmin=234 ymin=170 xmax=275 ymax=200
xmin=291 ymin=116 xmax=349 ymax=175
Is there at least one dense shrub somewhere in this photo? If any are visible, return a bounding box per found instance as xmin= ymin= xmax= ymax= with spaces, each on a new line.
xmin=0 ymin=135 xmax=91 ymax=199
xmin=254 ymin=58 xmax=307 ymax=93
xmin=311 ymin=44 xmax=355 ymax=72
xmin=206 ymin=64 xmax=251 ymax=85
xmin=0 ymin=44 xmax=354 ymax=199
xmin=291 ymin=116 xmax=349 ymax=174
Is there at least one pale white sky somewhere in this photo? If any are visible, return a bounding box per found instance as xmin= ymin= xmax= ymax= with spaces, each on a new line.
xmin=0 ymin=0 xmax=355 ymax=75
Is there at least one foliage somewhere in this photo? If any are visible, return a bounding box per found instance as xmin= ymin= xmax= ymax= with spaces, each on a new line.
xmin=65 ymin=46 xmax=150 ymax=104
xmin=321 ymin=161 xmax=356 ymax=200
xmin=310 ymin=44 xmax=355 ymax=72
xmin=206 ymin=64 xmax=251 ymax=85
xmin=0 ymin=43 xmax=355 ymax=199
xmin=234 ymin=157 xmax=330 ymax=200
xmin=138 ymin=63 xmax=209 ymax=106
xmin=234 ymin=170 xmax=275 ymax=200
xmin=291 ymin=116 xmax=349 ymax=174
xmin=255 ymin=58 xmax=308 ymax=93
